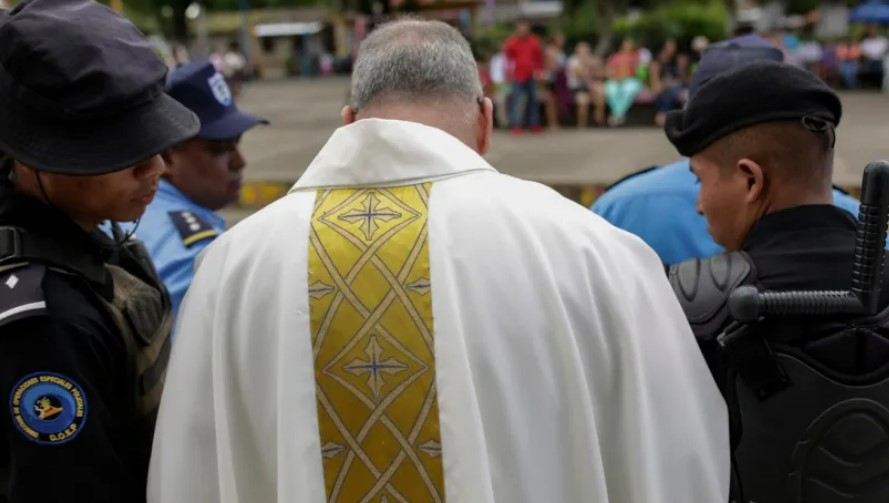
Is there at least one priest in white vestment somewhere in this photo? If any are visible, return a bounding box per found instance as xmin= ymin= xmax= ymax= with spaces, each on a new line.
xmin=148 ymin=20 xmax=729 ymax=503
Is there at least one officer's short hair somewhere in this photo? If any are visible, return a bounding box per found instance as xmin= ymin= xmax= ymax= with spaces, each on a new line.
xmin=705 ymin=120 xmax=834 ymax=188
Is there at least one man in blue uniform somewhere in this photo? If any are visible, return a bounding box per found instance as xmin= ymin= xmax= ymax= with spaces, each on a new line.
xmin=137 ymin=62 xmax=267 ymax=317
xmin=592 ymin=35 xmax=862 ymax=265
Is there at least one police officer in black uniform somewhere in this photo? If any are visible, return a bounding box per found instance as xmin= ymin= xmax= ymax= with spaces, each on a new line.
xmin=666 ymin=61 xmax=889 ymax=502
xmin=0 ymin=1 xmax=199 ymax=502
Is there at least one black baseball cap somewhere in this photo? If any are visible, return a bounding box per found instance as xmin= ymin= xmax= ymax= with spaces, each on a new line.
xmin=0 ymin=0 xmax=199 ymax=175
xmin=165 ymin=62 xmax=268 ymax=140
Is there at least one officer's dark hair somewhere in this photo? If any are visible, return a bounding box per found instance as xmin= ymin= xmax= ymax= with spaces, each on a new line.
xmin=705 ymin=120 xmax=834 ymax=191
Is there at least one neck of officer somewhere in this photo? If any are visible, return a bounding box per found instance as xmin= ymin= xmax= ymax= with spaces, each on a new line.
xmin=762 ymin=178 xmax=834 ymax=215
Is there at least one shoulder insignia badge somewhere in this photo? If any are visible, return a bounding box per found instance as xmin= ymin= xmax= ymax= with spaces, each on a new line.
xmin=9 ymin=372 xmax=88 ymax=445
xmin=0 ymin=264 xmax=47 ymax=327
xmin=168 ymin=211 xmax=218 ymax=248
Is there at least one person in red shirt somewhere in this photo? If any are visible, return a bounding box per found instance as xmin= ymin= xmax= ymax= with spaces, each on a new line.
xmin=503 ymin=20 xmax=544 ymax=133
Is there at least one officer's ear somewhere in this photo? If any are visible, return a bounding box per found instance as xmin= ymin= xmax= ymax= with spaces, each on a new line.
xmin=737 ymin=158 xmax=765 ymax=203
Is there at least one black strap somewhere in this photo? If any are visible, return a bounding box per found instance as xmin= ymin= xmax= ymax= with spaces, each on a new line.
xmin=0 ymin=225 xmax=106 ymax=286
xmin=0 ymin=227 xmax=21 ymax=260
xmin=719 ymin=321 xmax=791 ymax=400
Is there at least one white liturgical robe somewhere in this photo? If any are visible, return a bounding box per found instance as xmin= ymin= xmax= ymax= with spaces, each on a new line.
xmin=148 ymin=119 xmax=729 ymax=503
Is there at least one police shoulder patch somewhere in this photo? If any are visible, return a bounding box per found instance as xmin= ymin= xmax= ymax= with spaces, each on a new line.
xmin=0 ymin=264 xmax=47 ymax=328
xmin=9 ymin=372 xmax=88 ymax=445
xmin=168 ymin=211 xmax=218 ymax=248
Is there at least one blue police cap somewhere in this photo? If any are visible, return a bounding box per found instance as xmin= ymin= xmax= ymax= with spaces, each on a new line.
xmin=165 ymin=62 xmax=268 ymax=140
xmin=689 ymin=35 xmax=785 ymax=96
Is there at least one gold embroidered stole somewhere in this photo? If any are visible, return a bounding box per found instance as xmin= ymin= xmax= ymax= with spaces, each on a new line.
xmin=308 ymin=184 xmax=445 ymax=503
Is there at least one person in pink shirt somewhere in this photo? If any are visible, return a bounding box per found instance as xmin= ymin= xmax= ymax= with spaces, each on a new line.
xmin=503 ymin=20 xmax=544 ymax=134
xmin=604 ymin=38 xmax=643 ymax=127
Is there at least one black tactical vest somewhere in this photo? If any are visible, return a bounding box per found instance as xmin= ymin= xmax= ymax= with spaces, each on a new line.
xmin=0 ymin=225 xmax=172 ymax=496
xmin=670 ymin=252 xmax=889 ymax=503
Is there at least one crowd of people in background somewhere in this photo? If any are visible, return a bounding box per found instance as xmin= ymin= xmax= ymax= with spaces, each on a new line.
xmin=479 ymin=19 xmax=889 ymax=133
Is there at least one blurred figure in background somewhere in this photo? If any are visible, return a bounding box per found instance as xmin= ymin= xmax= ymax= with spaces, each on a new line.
xmin=566 ymin=41 xmax=606 ymax=128
xmin=604 ymin=38 xmax=642 ymax=127
xmin=650 ymin=38 xmax=689 ymax=127
xmin=488 ymin=48 xmax=511 ymax=128
xmin=503 ymin=19 xmax=544 ymax=134
xmin=838 ymin=36 xmax=862 ymax=89
xmin=541 ymin=32 xmax=566 ymax=130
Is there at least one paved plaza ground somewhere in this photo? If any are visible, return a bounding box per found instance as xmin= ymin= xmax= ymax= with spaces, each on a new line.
xmin=224 ymin=76 xmax=889 ymax=221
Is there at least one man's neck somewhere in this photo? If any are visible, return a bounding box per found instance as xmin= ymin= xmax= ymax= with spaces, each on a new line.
xmin=763 ymin=189 xmax=833 ymax=216
xmin=356 ymin=107 xmax=478 ymax=153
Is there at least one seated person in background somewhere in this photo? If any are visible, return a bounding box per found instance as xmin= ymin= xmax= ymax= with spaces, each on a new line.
xmin=566 ymin=41 xmax=606 ymax=128
xmin=838 ymin=37 xmax=862 ymax=89
xmin=541 ymin=32 xmax=566 ymax=130
xmin=665 ymin=60 xmax=889 ymax=503
xmin=604 ymin=38 xmax=642 ymax=127
xmin=592 ymin=34 xmax=863 ymax=266
xmin=860 ymin=24 xmax=887 ymax=87
xmin=649 ymin=38 xmax=689 ymax=127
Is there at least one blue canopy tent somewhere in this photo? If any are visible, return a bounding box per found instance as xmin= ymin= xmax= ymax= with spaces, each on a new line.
xmin=851 ymin=0 xmax=889 ymax=24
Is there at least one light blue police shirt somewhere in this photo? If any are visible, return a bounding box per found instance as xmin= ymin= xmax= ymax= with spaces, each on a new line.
xmin=136 ymin=179 xmax=224 ymax=319
xmin=591 ymin=159 xmax=864 ymax=265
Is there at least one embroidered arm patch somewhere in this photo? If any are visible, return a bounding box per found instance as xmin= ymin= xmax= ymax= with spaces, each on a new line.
xmin=168 ymin=211 xmax=218 ymax=248
xmin=9 ymin=372 xmax=88 ymax=445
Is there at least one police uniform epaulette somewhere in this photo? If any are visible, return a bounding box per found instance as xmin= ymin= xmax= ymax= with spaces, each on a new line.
xmin=168 ymin=211 xmax=218 ymax=248
xmin=604 ymin=165 xmax=659 ymax=192
xmin=0 ymin=263 xmax=47 ymax=328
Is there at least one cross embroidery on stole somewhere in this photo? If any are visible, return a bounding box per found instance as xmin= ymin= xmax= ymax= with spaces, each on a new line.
xmin=308 ymin=184 xmax=445 ymax=503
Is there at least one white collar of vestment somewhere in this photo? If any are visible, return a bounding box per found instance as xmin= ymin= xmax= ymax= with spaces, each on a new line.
xmin=291 ymin=118 xmax=497 ymax=192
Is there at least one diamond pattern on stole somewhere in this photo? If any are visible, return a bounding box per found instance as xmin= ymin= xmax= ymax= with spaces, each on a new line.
xmin=308 ymin=184 xmax=445 ymax=503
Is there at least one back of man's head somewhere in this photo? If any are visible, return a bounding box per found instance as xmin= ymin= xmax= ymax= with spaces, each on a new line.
xmin=350 ymin=19 xmax=482 ymax=115
xmin=706 ymin=120 xmax=834 ymax=191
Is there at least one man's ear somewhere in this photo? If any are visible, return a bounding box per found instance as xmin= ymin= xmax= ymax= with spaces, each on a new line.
xmin=341 ymin=105 xmax=356 ymax=125
xmin=477 ymin=97 xmax=494 ymax=155
xmin=737 ymin=158 xmax=765 ymax=203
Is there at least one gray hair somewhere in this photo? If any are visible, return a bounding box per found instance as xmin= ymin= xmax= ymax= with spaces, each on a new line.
xmin=350 ymin=19 xmax=482 ymax=111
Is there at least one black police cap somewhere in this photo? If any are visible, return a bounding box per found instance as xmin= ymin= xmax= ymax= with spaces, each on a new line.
xmin=0 ymin=0 xmax=199 ymax=175
xmin=665 ymin=61 xmax=842 ymax=158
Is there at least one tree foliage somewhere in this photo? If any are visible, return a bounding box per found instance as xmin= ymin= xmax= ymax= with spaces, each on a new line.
xmin=99 ymin=0 xmax=325 ymax=42
xmin=561 ymin=0 xmax=727 ymax=54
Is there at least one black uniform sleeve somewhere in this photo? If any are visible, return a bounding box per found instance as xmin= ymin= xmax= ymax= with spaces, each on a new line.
xmin=0 ymin=314 xmax=144 ymax=503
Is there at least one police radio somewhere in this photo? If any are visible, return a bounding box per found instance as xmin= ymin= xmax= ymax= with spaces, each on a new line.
xmin=727 ymin=160 xmax=889 ymax=324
